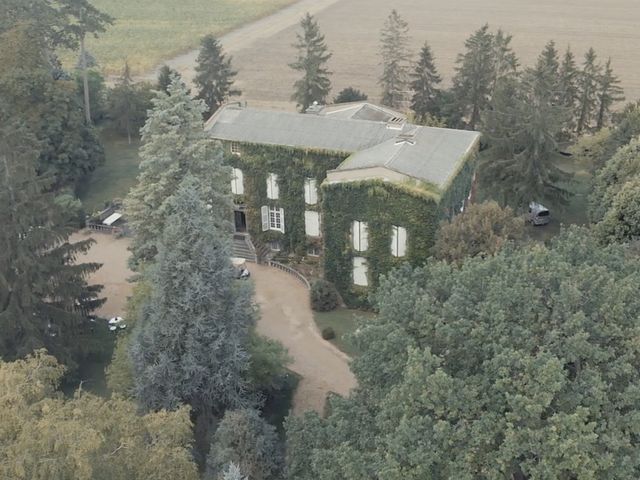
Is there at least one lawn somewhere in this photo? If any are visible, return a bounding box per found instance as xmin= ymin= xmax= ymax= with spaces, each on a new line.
xmin=77 ymin=130 xmax=141 ymax=213
xmin=313 ymin=308 xmax=376 ymax=357
xmin=63 ymin=0 xmax=296 ymax=75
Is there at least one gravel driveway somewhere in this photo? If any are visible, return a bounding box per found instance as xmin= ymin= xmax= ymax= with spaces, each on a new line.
xmin=251 ymin=264 xmax=356 ymax=414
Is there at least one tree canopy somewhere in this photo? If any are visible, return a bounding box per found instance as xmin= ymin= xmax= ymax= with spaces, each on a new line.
xmin=289 ymin=13 xmax=332 ymax=111
xmin=0 ymin=350 xmax=199 ymax=480
xmin=194 ymin=35 xmax=241 ymax=118
xmin=286 ymin=227 xmax=640 ymax=479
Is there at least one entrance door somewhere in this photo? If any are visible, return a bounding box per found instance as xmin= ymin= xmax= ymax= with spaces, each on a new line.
xmin=234 ymin=210 xmax=247 ymax=233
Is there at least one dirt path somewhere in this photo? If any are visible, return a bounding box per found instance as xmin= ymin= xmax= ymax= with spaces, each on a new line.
xmin=251 ymin=264 xmax=356 ymax=414
xmin=139 ymin=0 xmax=342 ymax=94
xmin=70 ymin=230 xmax=134 ymax=319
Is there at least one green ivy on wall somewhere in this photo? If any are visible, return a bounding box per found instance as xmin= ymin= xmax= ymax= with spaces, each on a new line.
xmin=223 ymin=142 xmax=347 ymax=255
xmin=322 ymin=153 xmax=477 ymax=307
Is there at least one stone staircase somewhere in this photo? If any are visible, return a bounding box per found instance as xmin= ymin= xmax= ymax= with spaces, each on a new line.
xmin=232 ymin=234 xmax=257 ymax=263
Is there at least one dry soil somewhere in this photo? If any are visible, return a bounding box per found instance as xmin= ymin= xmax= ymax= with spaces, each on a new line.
xmin=156 ymin=0 xmax=640 ymax=110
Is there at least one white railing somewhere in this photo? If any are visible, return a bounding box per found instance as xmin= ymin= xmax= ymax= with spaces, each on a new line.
xmin=268 ymin=261 xmax=310 ymax=290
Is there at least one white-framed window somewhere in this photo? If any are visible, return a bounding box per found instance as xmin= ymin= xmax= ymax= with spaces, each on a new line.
xmin=351 ymin=220 xmax=368 ymax=252
xmin=304 ymin=211 xmax=320 ymax=237
xmin=353 ymin=257 xmax=369 ymax=286
xmin=231 ymin=142 xmax=241 ymax=155
xmin=266 ymin=173 xmax=279 ymax=199
xmin=261 ymin=205 xmax=285 ymax=233
xmin=304 ymin=178 xmax=318 ymax=205
xmin=231 ymin=167 xmax=244 ymax=195
xmin=391 ymin=225 xmax=407 ymax=257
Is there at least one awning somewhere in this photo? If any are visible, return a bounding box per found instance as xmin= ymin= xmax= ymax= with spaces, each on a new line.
xmin=103 ymin=212 xmax=123 ymax=226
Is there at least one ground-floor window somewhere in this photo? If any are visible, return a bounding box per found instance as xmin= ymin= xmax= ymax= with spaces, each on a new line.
xmin=261 ymin=206 xmax=285 ymax=233
xmin=305 ymin=211 xmax=320 ymax=237
xmin=353 ymin=256 xmax=368 ymax=286
xmin=307 ymin=246 xmax=321 ymax=257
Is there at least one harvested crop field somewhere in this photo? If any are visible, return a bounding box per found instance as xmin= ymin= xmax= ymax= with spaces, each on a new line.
xmin=74 ymin=0 xmax=296 ymax=75
xmin=219 ymin=0 xmax=640 ymax=110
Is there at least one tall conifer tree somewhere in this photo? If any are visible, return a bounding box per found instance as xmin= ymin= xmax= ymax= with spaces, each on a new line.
xmin=576 ymin=47 xmax=602 ymax=134
xmin=289 ymin=13 xmax=332 ymax=111
xmin=194 ymin=35 xmax=241 ymax=118
xmin=125 ymin=78 xmax=228 ymax=267
xmin=379 ymin=9 xmax=411 ymax=109
xmin=409 ymin=41 xmax=442 ymax=123
xmin=595 ymin=58 xmax=624 ymax=130
xmin=0 ymin=112 xmax=103 ymax=368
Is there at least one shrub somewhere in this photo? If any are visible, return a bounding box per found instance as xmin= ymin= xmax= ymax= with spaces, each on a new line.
xmin=310 ymin=279 xmax=339 ymax=312
xmin=321 ymin=327 xmax=335 ymax=340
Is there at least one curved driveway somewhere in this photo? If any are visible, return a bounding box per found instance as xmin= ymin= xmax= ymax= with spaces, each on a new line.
xmin=251 ymin=264 xmax=356 ymax=415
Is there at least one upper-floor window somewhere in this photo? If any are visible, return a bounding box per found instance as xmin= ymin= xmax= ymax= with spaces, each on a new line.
xmin=231 ymin=167 xmax=244 ymax=195
xmin=391 ymin=225 xmax=407 ymax=257
xmin=266 ymin=173 xmax=279 ymax=199
xmin=304 ymin=178 xmax=318 ymax=205
xmin=351 ymin=220 xmax=368 ymax=252
xmin=231 ymin=142 xmax=241 ymax=155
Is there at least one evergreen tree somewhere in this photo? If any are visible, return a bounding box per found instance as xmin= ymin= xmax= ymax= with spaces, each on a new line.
xmin=378 ymin=9 xmax=411 ymax=109
xmin=130 ymin=176 xmax=253 ymax=456
xmin=558 ymin=46 xmax=579 ymax=119
xmin=286 ymin=227 xmax=640 ymax=479
xmin=595 ymin=58 xmax=624 ymax=129
xmin=333 ymin=86 xmax=368 ymax=104
xmin=452 ymin=24 xmax=512 ymax=130
xmin=222 ymin=464 xmax=247 ymax=480
xmin=409 ymin=41 xmax=442 ymax=123
xmin=481 ymin=70 xmax=571 ymax=209
xmin=107 ymin=62 xmax=153 ymax=144
xmin=194 ymin=35 xmax=241 ymax=118
xmin=157 ymin=64 xmax=181 ymax=94
xmin=58 ymin=0 xmax=113 ymax=125
xmin=576 ymin=47 xmax=602 ymax=134
xmin=289 ymin=13 xmax=332 ymax=111
xmin=490 ymin=28 xmax=518 ymax=94
xmin=206 ymin=409 xmax=282 ymax=480
xmin=0 ymin=111 xmax=103 ymax=369
xmin=125 ymin=78 xmax=228 ymax=267
xmin=535 ymin=40 xmax=560 ymax=100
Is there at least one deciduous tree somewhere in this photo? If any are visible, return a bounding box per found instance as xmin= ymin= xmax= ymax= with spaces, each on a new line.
xmin=0 ymin=350 xmax=199 ymax=480
xmin=379 ymin=9 xmax=411 ymax=109
xmin=287 ymin=227 xmax=640 ymax=479
xmin=289 ymin=13 xmax=332 ymax=111
xmin=333 ymin=86 xmax=367 ymax=104
xmin=433 ymin=201 xmax=525 ymax=263
xmin=194 ymin=35 xmax=241 ymax=118
xmin=107 ymin=62 xmax=153 ymax=143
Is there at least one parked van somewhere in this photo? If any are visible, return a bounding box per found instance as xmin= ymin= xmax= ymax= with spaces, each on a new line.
xmin=529 ymin=202 xmax=550 ymax=226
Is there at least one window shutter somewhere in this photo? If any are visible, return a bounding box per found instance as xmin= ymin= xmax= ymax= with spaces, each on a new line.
xmin=398 ymin=226 xmax=407 ymax=257
xmin=360 ymin=222 xmax=369 ymax=251
xmin=305 ymin=211 xmax=320 ymax=237
xmin=261 ymin=206 xmax=269 ymax=231
xmin=305 ymin=178 xmax=317 ymax=205
xmin=235 ymin=168 xmax=244 ymax=195
xmin=280 ymin=208 xmax=285 ymax=233
xmin=267 ymin=173 xmax=279 ymax=199
xmin=351 ymin=221 xmax=359 ymax=250
xmin=353 ymin=257 xmax=369 ymax=286
xmin=391 ymin=226 xmax=398 ymax=257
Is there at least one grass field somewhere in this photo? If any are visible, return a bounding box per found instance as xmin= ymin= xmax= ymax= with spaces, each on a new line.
xmin=68 ymin=0 xmax=296 ymax=75
xmin=77 ymin=131 xmax=140 ymax=213
xmin=313 ymin=309 xmax=376 ymax=357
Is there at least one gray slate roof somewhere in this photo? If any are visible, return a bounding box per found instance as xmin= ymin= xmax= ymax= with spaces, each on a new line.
xmin=205 ymin=103 xmax=480 ymax=187
xmin=337 ymin=127 xmax=481 ymax=187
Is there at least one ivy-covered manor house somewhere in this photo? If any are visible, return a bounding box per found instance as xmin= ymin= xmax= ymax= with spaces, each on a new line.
xmin=205 ymin=102 xmax=480 ymax=304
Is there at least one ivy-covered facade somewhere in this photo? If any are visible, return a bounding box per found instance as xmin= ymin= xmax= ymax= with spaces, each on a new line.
xmin=205 ymin=102 xmax=480 ymax=305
